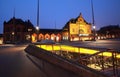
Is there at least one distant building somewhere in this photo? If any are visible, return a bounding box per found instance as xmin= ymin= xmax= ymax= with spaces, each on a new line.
xmin=62 ymin=13 xmax=92 ymax=41
xmin=97 ymin=25 xmax=120 ymax=39
xmin=3 ymin=17 xmax=35 ymax=43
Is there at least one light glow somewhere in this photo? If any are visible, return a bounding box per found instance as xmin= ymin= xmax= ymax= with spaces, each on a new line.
xmin=36 ymin=26 xmax=39 ymax=30
xmin=93 ymin=26 xmax=96 ymax=29
xmin=36 ymin=44 xmax=120 ymax=58
xmin=32 ymin=34 xmax=37 ymax=42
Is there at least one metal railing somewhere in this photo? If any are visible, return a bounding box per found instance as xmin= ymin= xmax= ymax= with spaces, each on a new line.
xmin=36 ymin=44 xmax=120 ymax=77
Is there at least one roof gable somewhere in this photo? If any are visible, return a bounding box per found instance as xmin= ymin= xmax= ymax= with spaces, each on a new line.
xmin=63 ymin=13 xmax=90 ymax=30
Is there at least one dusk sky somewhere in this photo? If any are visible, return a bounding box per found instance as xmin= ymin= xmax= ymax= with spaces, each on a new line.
xmin=0 ymin=0 xmax=120 ymax=34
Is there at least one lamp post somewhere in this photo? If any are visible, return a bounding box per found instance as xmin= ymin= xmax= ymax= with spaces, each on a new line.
xmin=36 ymin=26 xmax=39 ymax=42
xmin=91 ymin=0 xmax=96 ymax=41
xmin=36 ymin=0 xmax=39 ymax=42
xmin=93 ymin=25 xmax=96 ymax=40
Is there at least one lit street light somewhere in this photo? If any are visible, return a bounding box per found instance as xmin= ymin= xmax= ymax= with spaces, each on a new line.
xmin=36 ymin=0 xmax=40 ymax=42
xmin=36 ymin=26 xmax=39 ymax=31
xmin=93 ymin=25 xmax=96 ymax=29
xmin=93 ymin=25 xmax=96 ymax=40
xmin=91 ymin=0 xmax=96 ymax=41
xmin=36 ymin=26 xmax=39 ymax=42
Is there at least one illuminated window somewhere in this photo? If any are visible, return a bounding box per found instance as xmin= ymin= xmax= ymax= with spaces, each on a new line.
xmin=72 ymin=29 xmax=74 ymax=32
xmin=28 ymin=29 xmax=32 ymax=32
xmin=51 ymin=36 xmax=54 ymax=40
xmin=56 ymin=36 xmax=59 ymax=41
xmin=79 ymin=29 xmax=84 ymax=34
xmin=26 ymin=35 xmax=30 ymax=40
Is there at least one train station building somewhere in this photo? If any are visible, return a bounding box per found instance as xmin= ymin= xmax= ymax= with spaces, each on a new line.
xmin=62 ymin=13 xmax=92 ymax=41
xmin=3 ymin=13 xmax=92 ymax=43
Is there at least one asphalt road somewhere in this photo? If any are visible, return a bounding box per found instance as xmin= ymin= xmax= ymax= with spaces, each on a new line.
xmin=0 ymin=45 xmax=47 ymax=77
xmin=63 ymin=39 xmax=120 ymax=51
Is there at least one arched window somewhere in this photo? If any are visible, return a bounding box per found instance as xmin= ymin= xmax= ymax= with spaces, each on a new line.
xmin=51 ymin=34 xmax=56 ymax=40
xmin=45 ymin=34 xmax=50 ymax=40
xmin=56 ymin=34 xmax=61 ymax=42
xmin=79 ymin=29 xmax=84 ymax=34
xmin=39 ymin=34 xmax=44 ymax=40
xmin=31 ymin=33 xmax=37 ymax=42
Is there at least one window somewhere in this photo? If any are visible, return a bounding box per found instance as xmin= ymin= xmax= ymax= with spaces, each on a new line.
xmin=79 ymin=29 xmax=84 ymax=34
xmin=26 ymin=35 xmax=30 ymax=40
xmin=72 ymin=29 xmax=74 ymax=32
xmin=28 ymin=29 xmax=32 ymax=32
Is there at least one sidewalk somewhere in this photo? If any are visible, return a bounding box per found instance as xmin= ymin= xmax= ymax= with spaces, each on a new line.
xmin=0 ymin=44 xmax=15 ymax=48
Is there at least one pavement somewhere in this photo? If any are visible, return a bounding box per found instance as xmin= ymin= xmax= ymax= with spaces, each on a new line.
xmin=0 ymin=44 xmax=15 ymax=48
xmin=61 ymin=39 xmax=120 ymax=52
xmin=0 ymin=45 xmax=47 ymax=77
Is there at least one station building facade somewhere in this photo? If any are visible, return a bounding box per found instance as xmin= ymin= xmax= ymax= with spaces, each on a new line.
xmin=31 ymin=13 xmax=92 ymax=42
xmin=62 ymin=13 xmax=92 ymax=41
xmin=3 ymin=17 xmax=62 ymax=43
xmin=3 ymin=13 xmax=92 ymax=43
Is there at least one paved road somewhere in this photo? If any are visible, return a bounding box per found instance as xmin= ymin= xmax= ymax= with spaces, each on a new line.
xmin=63 ymin=40 xmax=120 ymax=51
xmin=0 ymin=45 xmax=47 ymax=77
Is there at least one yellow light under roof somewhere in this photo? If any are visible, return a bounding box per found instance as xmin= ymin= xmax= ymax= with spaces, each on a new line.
xmin=79 ymin=48 xmax=99 ymax=54
xmin=99 ymin=52 xmax=112 ymax=57
xmin=53 ymin=45 xmax=60 ymax=50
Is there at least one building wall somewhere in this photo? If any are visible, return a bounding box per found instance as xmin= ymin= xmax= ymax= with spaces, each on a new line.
xmin=3 ymin=18 xmax=34 ymax=43
xmin=31 ymin=33 xmax=61 ymax=43
xmin=97 ymin=25 xmax=120 ymax=40
xmin=68 ymin=14 xmax=92 ymax=41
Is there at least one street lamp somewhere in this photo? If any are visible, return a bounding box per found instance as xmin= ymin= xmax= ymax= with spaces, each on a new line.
xmin=36 ymin=26 xmax=39 ymax=31
xmin=36 ymin=0 xmax=40 ymax=42
xmin=36 ymin=26 xmax=39 ymax=41
xmin=91 ymin=0 xmax=96 ymax=41
xmin=93 ymin=25 xmax=96 ymax=40
xmin=93 ymin=25 xmax=96 ymax=29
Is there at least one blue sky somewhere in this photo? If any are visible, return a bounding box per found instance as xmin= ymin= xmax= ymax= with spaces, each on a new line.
xmin=0 ymin=0 xmax=120 ymax=34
